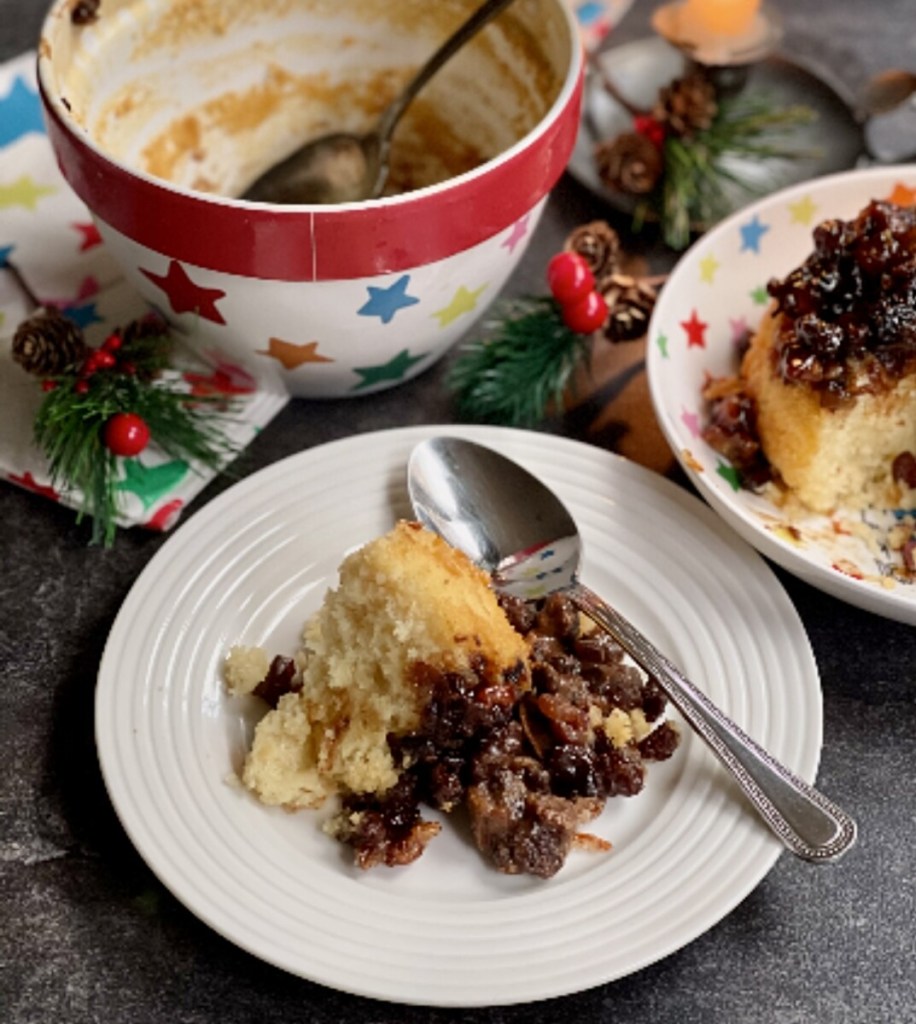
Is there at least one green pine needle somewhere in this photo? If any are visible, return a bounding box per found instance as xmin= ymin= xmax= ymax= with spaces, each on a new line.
xmin=448 ymin=297 xmax=590 ymax=427
xmin=33 ymin=331 xmax=239 ymax=546
xmin=648 ymin=96 xmax=818 ymax=250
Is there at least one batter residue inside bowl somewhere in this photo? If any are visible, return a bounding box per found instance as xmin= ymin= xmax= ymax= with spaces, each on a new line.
xmin=49 ymin=0 xmax=567 ymax=200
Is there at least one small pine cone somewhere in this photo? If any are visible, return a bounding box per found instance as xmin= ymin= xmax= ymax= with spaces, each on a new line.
xmin=594 ymin=132 xmax=663 ymax=196
xmin=120 ymin=311 xmax=171 ymax=381
xmin=564 ymin=221 xmax=621 ymax=281
xmin=121 ymin=310 xmax=169 ymax=347
xmin=653 ymin=71 xmax=717 ymax=138
xmin=11 ymin=307 xmax=88 ymax=376
xmin=599 ymin=274 xmax=658 ymax=342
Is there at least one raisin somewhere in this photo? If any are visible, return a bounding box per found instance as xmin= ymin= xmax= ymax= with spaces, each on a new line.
xmin=638 ymin=721 xmax=681 ymax=761
xmin=252 ymin=655 xmax=300 ymax=707
xmin=766 ymin=200 xmax=916 ymax=405
xmin=535 ymin=594 xmax=580 ymax=643
xmin=892 ymin=451 xmax=916 ymax=489
xmin=71 ymin=0 xmax=100 ymax=25
xmin=546 ymin=743 xmax=600 ymax=798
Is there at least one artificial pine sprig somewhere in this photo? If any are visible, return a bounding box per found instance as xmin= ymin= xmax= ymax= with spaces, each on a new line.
xmin=594 ymin=64 xmax=818 ymax=251
xmin=449 ymin=228 xmax=663 ymax=428
xmin=657 ymin=96 xmax=816 ymax=249
xmin=16 ymin=313 xmax=239 ymax=545
xmin=449 ymin=297 xmax=591 ymax=427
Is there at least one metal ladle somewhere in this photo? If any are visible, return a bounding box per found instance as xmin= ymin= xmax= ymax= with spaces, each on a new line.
xmin=407 ymin=436 xmax=858 ymax=863
xmin=241 ymin=0 xmax=518 ymax=205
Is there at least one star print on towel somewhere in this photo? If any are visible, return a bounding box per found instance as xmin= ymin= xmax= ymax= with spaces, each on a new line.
xmin=0 ymin=175 xmax=56 ymax=211
xmin=73 ymin=221 xmax=103 ymax=251
xmin=0 ymin=75 xmax=45 ymax=146
xmin=117 ymin=459 xmax=190 ymax=510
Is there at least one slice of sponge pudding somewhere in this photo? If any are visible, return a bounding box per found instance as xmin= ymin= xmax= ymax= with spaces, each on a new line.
xmin=230 ymin=521 xmax=529 ymax=809
xmin=742 ymin=304 xmax=916 ymax=513
xmin=739 ymin=200 xmax=916 ymax=514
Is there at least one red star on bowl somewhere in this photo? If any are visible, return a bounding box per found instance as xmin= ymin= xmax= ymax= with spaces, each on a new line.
xmin=140 ymin=259 xmax=227 ymax=324
xmin=680 ymin=309 xmax=708 ymax=348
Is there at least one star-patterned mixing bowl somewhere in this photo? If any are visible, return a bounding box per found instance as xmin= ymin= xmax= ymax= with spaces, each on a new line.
xmin=646 ymin=164 xmax=916 ymax=624
xmin=36 ymin=0 xmax=583 ymax=398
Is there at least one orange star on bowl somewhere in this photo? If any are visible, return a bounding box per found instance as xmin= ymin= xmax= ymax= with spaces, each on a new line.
xmin=258 ymin=337 xmax=333 ymax=369
xmin=887 ymin=182 xmax=916 ymax=206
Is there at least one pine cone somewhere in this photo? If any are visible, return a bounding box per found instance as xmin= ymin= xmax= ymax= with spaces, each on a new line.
xmin=11 ymin=307 xmax=88 ymax=376
xmin=599 ymin=274 xmax=658 ymax=342
xmin=564 ymin=221 xmax=621 ymax=281
xmin=653 ymin=71 xmax=717 ymax=138
xmin=121 ymin=310 xmax=170 ymax=347
xmin=595 ymin=132 xmax=663 ymax=196
xmin=120 ymin=311 xmax=172 ymax=381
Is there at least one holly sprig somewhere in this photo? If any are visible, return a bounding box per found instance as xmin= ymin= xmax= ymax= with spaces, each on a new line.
xmin=16 ymin=312 xmax=239 ymax=545
xmin=449 ymin=295 xmax=593 ymax=427
xmin=449 ymin=249 xmax=649 ymax=427
xmin=594 ymin=64 xmax=818 ymax=250
xmin=655 ymin=94 xmax=817 ymax=250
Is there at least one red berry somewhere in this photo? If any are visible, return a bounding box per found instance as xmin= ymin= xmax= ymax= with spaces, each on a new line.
xmin=547 ymin=251 xmax=595 ymax=304
xmin=633 ymin=114 xmax=666 ymax=148
xmin=561 ymin=290 xmax=609 ymax=334
xmin=41 ymin=380 xmax=58 ymax=392
xmin=102 ymin=332 xmax=123 ymax=351
xmin=74 ymin=379 xmax=90 ymax=394
xmin=103 ymin=412 xmax=150 ymax=457
xmin=87 ymin=349 xmax=116 ymax=371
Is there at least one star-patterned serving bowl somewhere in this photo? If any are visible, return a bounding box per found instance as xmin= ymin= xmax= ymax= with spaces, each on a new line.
xmin=647 ymin=165 xmax=916 ymax=625
xmin=36 ymin=0 xmax=583 ymax=398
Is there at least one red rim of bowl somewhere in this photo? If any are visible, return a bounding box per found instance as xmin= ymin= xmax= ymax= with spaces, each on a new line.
xmin=37 ymin=7 xmax=584 ymax=282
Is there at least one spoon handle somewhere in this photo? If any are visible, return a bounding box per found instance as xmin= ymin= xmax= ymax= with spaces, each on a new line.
xmin=376 ymin=0 xmax=520 ymax=143
xmin=569 ymin=582 xmax=857 ymax=863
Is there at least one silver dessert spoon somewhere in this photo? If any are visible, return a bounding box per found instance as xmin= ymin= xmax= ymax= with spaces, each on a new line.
xmin=407 ymin=436 xmax=857 ymax=863
xmin=241 ymin=0 xmax=518 ymax=205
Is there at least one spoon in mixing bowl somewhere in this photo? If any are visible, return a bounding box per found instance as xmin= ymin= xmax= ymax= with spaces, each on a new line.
xmin=407 ymin=436 xmax=858 ymax=863
xmin=242 ymin=0 xmax=519 ymax=205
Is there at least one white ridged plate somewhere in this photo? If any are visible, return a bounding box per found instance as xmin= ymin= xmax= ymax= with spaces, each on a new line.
xmin=95 ymin=425 xmax=821 ymax=1006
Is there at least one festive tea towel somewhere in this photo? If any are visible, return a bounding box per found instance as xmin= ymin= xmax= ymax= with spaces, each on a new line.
xmin=0 ymin=51 xmax=288 ymax=535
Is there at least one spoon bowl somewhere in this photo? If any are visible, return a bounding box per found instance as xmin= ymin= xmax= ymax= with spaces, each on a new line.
xmin=408 ymin=436 xmax=858 ymax=863
xmin=243 ymin=0 xmax=519 ymax=205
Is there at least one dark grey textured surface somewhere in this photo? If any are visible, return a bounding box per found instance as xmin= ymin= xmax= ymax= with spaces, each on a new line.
xmin=2 ymin=2 xmax=916 ymax=1022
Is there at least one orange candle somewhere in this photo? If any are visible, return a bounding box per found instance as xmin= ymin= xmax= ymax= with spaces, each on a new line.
xmin=680 ymin=0 xmax=761 ymax=36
